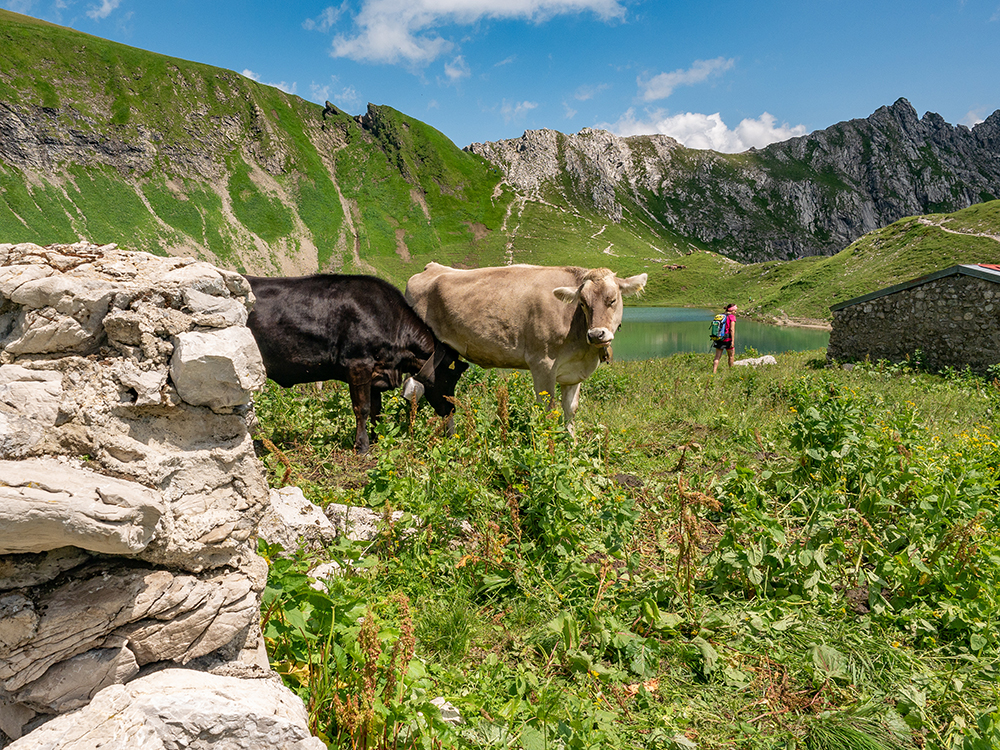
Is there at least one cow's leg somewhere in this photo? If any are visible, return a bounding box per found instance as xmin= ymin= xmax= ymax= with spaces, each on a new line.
xmin=560 ymin=382 xmax=582 ymax=435
xmin=347 ymin=372 xmax=372 ymax=454
xmin=529 ymin=366 xmax=559 ymax=413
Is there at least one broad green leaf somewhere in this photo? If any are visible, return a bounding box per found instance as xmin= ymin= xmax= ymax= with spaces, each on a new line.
xmin=809 ymin=643 xmax=849 ymax=680
xmin=691 ymin=636 xmax=718 ymax=677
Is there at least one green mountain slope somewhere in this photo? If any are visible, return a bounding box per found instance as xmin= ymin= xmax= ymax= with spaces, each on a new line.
xmin=0 ymin=9 xmax=514 ymax=282
xmin=643 ymin=200 xmax=1000 ymax=322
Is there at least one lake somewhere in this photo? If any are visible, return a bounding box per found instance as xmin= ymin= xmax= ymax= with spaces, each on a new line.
xmin=614 ymin=308 xmax=830 ymax=361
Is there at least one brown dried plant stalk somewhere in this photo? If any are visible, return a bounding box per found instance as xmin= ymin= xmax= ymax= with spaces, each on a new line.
xmin=384 ymin=594 xmax=416 ymax=704
xmin=675 ymin=475 xmax=720 ymax=612
xmin=496 ymin=382 xmax=509 ymax=443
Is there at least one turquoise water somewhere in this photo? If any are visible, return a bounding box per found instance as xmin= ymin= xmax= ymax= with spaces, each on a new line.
xmin=614 ymin=308 xmax=830 ymax=361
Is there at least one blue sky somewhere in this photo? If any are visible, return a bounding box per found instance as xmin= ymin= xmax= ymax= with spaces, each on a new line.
xmin=3 ymin=0 xmax=998 ymax=152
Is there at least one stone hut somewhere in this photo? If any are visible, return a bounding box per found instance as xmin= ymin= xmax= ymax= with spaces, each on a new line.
xmin=827 ymin=264 xmax=1000 ymax=373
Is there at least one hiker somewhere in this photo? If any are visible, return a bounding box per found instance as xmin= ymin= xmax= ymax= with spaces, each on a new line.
xmin=711 ymin=303 xmax=738 ymax=374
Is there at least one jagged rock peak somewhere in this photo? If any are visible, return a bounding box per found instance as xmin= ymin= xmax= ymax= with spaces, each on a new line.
xmin=467 ymin=99 xmax=1000 ymax=262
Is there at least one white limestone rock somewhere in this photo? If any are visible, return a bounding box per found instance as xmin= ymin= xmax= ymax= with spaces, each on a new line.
xmin=170 ymin=327 xmax=265 ymax=411
xmin=325 ymin=503 xmax=410 ymax=542
xmin=0 ymin=458 xmax=164 ymax=556
xmin=183 ymin=288 xmax=249 ymax=327
xmin=734 ymin=354 xmax=777 ymax=367
xmin=431 ymin=697 xmax=463 ymax=726
xmin=16 ymin=643 xmax=140 ymax=713
xmin=308 ymin=561 xmax=345 ymax=590
xmin=0 ymin=562 xmax=266 ymax=697
xmin=0 ymin=594 xmax=37 ymax=654
xmin=0 ymin=366 xmax=62 ymax=425
xmin=0 ymin=410 xmax=46 ymax=458
xmin=0 ymin=243 xmax=276 ymax=739
xmin=110 ymin=360 xmax=168 ymax=406
xmin=259 ymin=486 xmax=337 ymax=553
xmin=0 ymin=548 xmax=90 ymax=591
xmin=7 ymin=669 xmax=325 ymax=750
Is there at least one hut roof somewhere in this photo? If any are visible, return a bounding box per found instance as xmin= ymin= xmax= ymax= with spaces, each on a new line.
xmin=830 ymin=264 xmax=1000 ymax=312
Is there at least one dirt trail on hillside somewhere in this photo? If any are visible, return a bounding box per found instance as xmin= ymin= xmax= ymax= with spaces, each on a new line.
xmin=918 ymin=217 xmax=1000 ymax=244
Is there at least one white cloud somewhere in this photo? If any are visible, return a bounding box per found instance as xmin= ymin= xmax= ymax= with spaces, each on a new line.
xmin=5 ymin=0 xmax=37 ymax=13
xmin=494 ymin=55 xmax=517 ymax=67
xmin=574 ymin=83 xmax=609 ymax=101
xmin=444 ymin=55 xmax=471 ymax=81
xmin=605 ymin=108 xmax=808 ymax=153
xmin=331 ymin=0 xmax=625 ymax=66
xmin=86 ymin=0 xmax=121 ymax=20
xmin=637 ymin=57 xmax=735 ymax=102
xmin=308 ymin=76 xmax=360 ymax=111
xmin=501 ymin=99 xmax=538 ymax=122
xmin=241 ymin=69 xmax=297 ymax=96
xmin=563 ymin=101 xmax=577 ymax=119
xmin=962 ymin=108 xmax=987 ymax=127
xmin=335 ymin=86 xmax=361 ymax=110
xmin=304 ymin=4 xmax=347 ymax=32
xmin=310 ymin=82 xmax=332 ymax=102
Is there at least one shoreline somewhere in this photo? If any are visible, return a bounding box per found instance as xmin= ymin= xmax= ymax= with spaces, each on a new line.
xmin=630 ymin=303 xmax=833 ymax=331
xmin=763 ymin=314 xmax=833 ymax=331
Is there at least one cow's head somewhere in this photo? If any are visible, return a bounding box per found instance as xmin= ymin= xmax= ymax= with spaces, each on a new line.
xmin=553 ymin=269 xmax=648 ymax=347
xmin=402 ymin=343 xmax=469 ymax=417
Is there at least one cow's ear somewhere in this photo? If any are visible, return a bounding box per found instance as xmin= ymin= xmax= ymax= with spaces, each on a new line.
xmin=553 ymin=286 xmax=579 ymax=303
xmin=617 ymin=273 xmax=648 ymax=297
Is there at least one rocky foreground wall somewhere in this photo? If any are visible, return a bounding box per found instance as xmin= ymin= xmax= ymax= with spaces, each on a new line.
xmin=0 ymin=242 xmax=321 ymax=748
xmin=827 ymin=274 xmax=1000 ymax=373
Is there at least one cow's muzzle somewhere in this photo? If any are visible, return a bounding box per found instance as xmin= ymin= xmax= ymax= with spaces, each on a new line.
xmin=587 ymin=327 xmax=614 ymax=346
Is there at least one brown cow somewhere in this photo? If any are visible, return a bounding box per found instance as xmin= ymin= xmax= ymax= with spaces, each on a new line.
xmin=405 ymin=263 xmax=647 ymax=429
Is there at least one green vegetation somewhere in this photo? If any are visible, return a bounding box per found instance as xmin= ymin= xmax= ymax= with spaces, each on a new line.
xmin=644 ymin=200 xmax=1000 ymax=322
xmin=0 ymin=164 xmax=77 ymax=244
xmin=254 ymin=352 xmax=1000 ymax=749
xmin=227 ymin=157 xmax=296 ymax=243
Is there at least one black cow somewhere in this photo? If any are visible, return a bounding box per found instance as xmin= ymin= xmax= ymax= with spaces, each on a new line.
xmin=245 ymin=274 xmax=468 ymax=454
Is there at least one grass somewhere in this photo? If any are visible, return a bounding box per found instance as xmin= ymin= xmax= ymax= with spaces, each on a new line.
xmin=254 ymin=350 xmax=1000 ymax=749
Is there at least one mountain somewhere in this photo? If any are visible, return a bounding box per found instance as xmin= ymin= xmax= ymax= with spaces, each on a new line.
xmin=0 ymin=10 xmax=511 ymax=282
xmin=468 ymin=99 xmax=1000 ymax=263
xmin=685 ymin=199 xmax=1000 ymax=323
xmin=0 ymin=8 xmax=997 ymax=304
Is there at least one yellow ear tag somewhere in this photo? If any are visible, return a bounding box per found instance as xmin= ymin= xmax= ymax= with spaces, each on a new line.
xmin=449 ymin=361 xmax=456 ymax=370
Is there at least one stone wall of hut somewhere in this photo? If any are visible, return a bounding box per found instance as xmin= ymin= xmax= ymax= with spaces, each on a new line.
xmin=827 ymin=275 xmax=1000 ymax=373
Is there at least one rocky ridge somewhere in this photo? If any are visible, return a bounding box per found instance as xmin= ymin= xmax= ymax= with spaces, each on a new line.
xmin=467 ymin=99 xmax=1000 ymax=262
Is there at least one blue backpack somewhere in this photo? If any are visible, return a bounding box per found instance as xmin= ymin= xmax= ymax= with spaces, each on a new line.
xmin=710 ymin=314 xmax=729 ymax=341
